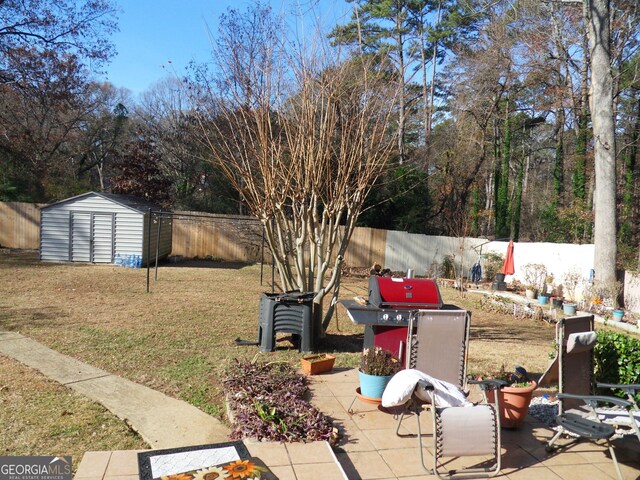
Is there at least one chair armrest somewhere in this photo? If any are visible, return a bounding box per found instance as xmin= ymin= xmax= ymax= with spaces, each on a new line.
xmin=557 ymin=393 xmax=633 ymax=408
xmin=595 ymin=384 xmax=640 ymax=407
xmin=468 ymin=379 xmax=508 ymax=391
xmin=596 ymin=382 xmax=640 ymax=393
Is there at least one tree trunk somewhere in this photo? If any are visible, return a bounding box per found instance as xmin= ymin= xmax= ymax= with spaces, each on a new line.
xmin=424 ymin=1 xmax=441 ymax=147
xmin=471 ymin=186 xmax=480 ymax=237
xmin=573 ymin=27 xmax=589 ymax=202
xmin=586 ymin=0 xmax=617 ymax=284
xmin=511 ymin=131 xmax=525 ymax=241
xmin=397 ymin=32 xmax=406 ymax=165
xmin=496 ymin=104 xmax=510 ymax=239
xmin=493 ymin=115 xmax=501 ymax=236
xmin=553 ymin=106 xmax=564 ymax=203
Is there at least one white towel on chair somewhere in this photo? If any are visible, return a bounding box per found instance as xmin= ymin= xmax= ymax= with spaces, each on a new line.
xmin=381 ymin=369 xmax=471 ymax=408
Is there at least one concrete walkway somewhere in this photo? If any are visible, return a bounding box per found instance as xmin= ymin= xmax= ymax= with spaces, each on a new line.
xmin=0 ymin=330 xmax=230 ymax=449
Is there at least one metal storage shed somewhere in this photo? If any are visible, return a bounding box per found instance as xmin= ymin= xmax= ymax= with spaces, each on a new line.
xmin=39 ymin=192 xmax=172 ymax=265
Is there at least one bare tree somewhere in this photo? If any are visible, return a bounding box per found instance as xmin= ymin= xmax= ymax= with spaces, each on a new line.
xmin=193 ymin=5 xmax=399 ymax=331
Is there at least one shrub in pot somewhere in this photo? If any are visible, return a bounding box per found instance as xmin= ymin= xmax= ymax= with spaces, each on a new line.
xmin=522 ymin=263 xmax=547 ymax=299
xmin=481 ymin=365 xmax=537 ymax=429
xmin=358 ymin=347 xmax=401 ymax=399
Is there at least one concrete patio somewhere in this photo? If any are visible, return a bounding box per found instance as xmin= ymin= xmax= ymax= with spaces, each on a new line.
xmin=308 ymin=368 xmax=639 ymax=479
xmin=75 ymin=367 xmax=639 ymax=480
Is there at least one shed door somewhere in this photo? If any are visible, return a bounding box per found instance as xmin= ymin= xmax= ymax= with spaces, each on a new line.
xmin=70 ymin=212 xmax=114 ymax=263
xmin=70 ymin=212 xmax=91 ymax=262
xmin=92 ymin=214 xmax=114 ymax=263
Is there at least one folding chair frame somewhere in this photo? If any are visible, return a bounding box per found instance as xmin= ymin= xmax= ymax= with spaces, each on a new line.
xmin=395 ymin=310 xmax=503 ymax=478
xmin=543 ymin=315 xmax=639 ymax=480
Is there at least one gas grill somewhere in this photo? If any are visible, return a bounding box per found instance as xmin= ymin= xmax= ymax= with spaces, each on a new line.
xmin=341 ymin=276 xmax=443 ymax=364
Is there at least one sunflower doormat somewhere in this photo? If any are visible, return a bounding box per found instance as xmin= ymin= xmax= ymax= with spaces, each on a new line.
xmin=138 ymin=441 xmax=278 ymax=480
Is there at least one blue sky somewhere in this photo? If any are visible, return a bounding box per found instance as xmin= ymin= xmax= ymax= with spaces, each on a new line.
xmin=103 ymin=1 xmax=350 ymax=96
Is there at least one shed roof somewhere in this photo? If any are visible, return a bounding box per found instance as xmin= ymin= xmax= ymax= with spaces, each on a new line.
xmin=41 ymin=191 xmax=170 ymax=214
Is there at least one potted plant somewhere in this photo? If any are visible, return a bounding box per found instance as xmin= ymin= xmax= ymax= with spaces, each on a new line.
xmin=358 ymin=347 xmax=401 ymax=399
xmin=301 ymin=353 xmax=335 ymax=375
xmin=561 ymin=269 xmax=582 ymax=315
xmin=611 ymin=309 xmax=624 ymax=322
xmin=481 ymin=365 xmax=537 ymax=429
xmin=522 ymin=263 xmax=547 ymax=300
xmin=538 ymin=293 xmax=549 ymax=305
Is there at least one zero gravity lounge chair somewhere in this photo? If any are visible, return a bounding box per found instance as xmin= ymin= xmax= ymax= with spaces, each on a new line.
xmin=539 ymin=314 xmax=640 ymax=480
xmin=381 ymin=309 xmax=503 ymax=479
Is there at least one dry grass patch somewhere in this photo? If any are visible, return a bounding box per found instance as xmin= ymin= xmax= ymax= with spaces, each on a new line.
xmin=0 ymin=355 xmax=146 ymax=468
xmin=449 ymin=293 xmax=557 ymax=377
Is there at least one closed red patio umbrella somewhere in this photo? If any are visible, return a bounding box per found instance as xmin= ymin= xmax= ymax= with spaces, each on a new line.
xmin=501 ymin=240 xmax=515 ymax=275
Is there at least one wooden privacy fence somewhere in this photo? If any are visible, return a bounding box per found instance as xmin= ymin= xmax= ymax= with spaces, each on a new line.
xmin=0 ymin=202 xmax=42 ymax=249
xmin=170 ymin=211 xmax=264 ymax=262
xmin=343 ymin=226 xmax=387 ymax=269
xmin=170 ymin=212 xmax=388 ymax=267
xmin=0 ymin=202 xmax=389 ymax=267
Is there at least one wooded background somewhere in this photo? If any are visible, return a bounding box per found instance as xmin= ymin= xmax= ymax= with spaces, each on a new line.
xmin=1 ymin=0 xmax=639 ymax=269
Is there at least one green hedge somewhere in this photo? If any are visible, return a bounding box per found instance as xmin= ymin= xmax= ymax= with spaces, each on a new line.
xmin=594 ymin=330 xmax=640 ymax=402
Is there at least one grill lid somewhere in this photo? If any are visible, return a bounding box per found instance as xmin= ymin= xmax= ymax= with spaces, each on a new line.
xmin=368 ymin=276 xmax=442 ymax=309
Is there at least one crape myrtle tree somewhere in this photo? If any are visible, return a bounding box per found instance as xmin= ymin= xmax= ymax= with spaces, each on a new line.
xmin=193 ymin=4 xmax=399 ymax=331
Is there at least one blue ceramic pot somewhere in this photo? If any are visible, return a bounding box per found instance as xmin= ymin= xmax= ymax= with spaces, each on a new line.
xmin=563 ymin=303 xmax=577 ymax=315
xmin=612 ymin=310 xmax=624 ymax=322
xmin=538 ymin=295 xmax=549 ymax=305
xmin=358 ymin=371 xmax=393 ymax=399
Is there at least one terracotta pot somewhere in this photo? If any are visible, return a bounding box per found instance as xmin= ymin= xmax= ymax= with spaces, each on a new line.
xmin=486 ymin=381 xmax=537 ymax=429
xmin=301 ymin=354 xmax=335 ymax=375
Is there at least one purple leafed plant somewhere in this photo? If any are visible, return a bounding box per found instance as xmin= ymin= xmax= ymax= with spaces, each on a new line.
xmin=223 ymin=360 xmax=335 ymax=444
